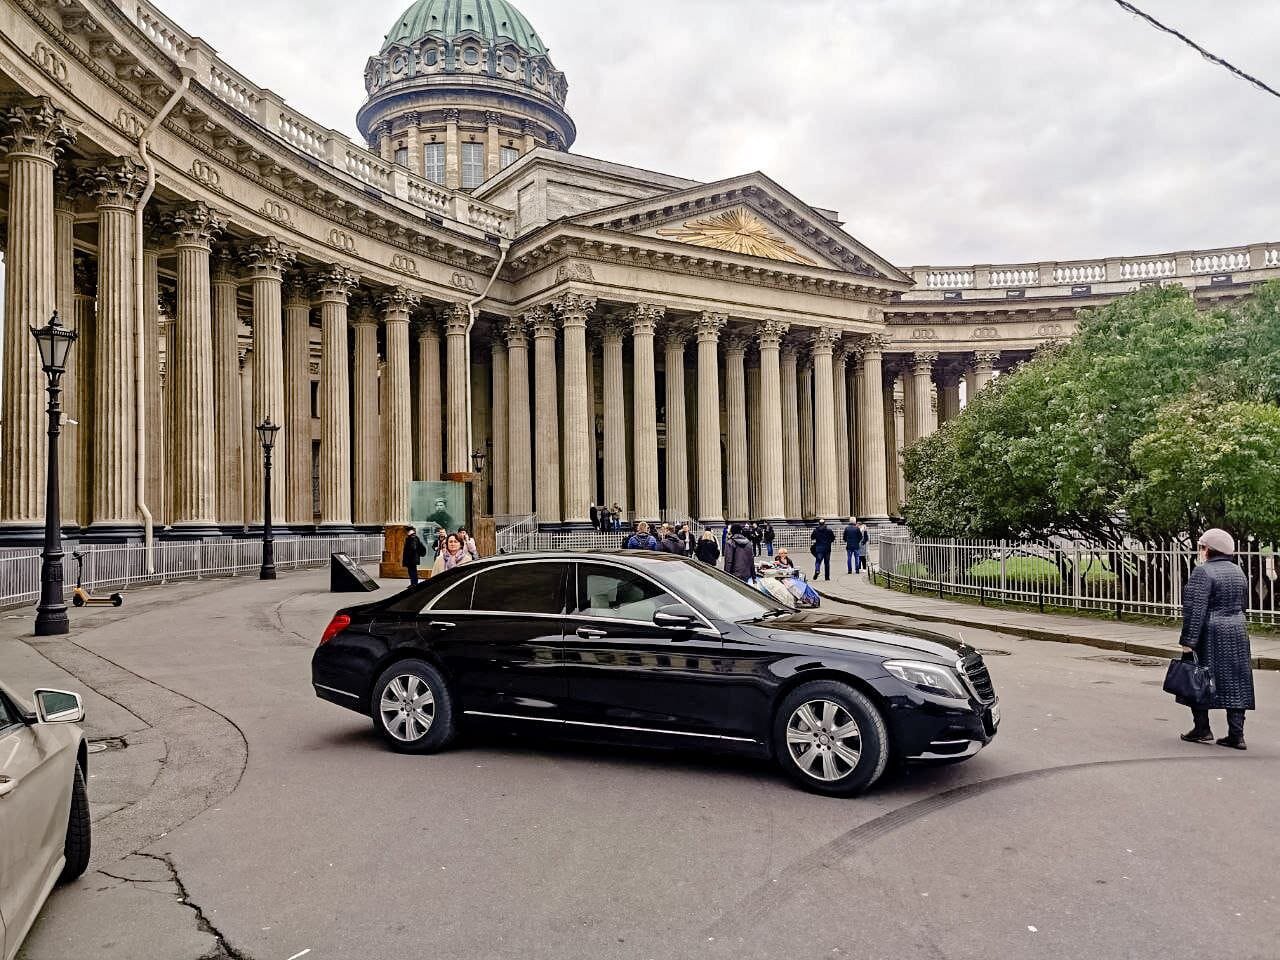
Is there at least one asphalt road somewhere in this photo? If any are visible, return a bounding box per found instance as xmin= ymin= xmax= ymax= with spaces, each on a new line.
xmin=6 ymin=568 xmax=1278 ymax=960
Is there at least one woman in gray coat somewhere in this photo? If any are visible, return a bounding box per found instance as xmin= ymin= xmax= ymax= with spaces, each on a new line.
xmin=1178 ymin=528 xmax=1254 ymax=750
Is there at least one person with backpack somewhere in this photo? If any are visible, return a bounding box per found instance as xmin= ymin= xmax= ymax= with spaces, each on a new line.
xmin=625 ymin=521 xmax=658 ymax=551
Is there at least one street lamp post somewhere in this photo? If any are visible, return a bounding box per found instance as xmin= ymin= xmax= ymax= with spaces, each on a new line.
xmin=257 ymin=419 xmax=281 ymax=581
xmin=30 ymin=312 xmax=78 ymax=637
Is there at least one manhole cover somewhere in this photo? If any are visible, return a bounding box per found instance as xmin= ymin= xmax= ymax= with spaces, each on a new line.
xmin=87 ymin=737 xmax=127 ymax=754
xmin=1085 ymin=655 xmax=1165 ymax=667
xmin=978 ymin=648 xmax=1013 ymax=657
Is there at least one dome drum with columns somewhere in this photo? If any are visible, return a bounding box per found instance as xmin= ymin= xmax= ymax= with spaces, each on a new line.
xmin=0 ymin=0 xmax=1275 ymax=546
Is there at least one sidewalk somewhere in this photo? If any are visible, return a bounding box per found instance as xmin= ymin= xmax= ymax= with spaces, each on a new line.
xmin=815 ymin=567 xmax=1280 ymax=671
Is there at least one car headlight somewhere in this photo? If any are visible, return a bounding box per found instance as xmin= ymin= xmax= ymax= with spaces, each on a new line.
xmin=883 ymin=660 xmax=969 ymax=700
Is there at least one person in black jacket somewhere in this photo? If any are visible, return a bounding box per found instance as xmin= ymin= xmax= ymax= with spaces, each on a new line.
xmin=843 ymin=518 xmax=862 ymax=575
xmin=657 ymin=523 xmax=685 ymax=555
xmin=762 ymin=521 xmax=776 ymax=557
xmin=723 ymin=524 xmax=756 ymax=582
xmin=1178 ymin=529 xmax=1254 ymax=749
xmin=402 ymin=526 xmax=427 ymax=586
xmin=694 ymin=530 xmax=720 ymax=566
xmin=810 ymin=519 xmax=836 ymax=581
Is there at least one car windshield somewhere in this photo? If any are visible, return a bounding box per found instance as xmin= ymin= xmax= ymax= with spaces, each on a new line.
xmin=649 ymin=560 xmax=787 ymax=623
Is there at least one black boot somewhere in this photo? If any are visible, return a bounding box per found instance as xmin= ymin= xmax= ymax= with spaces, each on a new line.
xmin=1181 ymin=728 xmax=1214 ymax=743
xmin=1216 ymin=734 xmax=1247 ymax=750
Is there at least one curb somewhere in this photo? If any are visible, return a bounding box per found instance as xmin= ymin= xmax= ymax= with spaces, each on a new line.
xmin=816 ymin=586 xmax=1280 ymax=672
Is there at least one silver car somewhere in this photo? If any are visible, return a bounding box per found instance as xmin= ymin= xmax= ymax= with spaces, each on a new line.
xmin=0 ymin=682 xmax=90 ymax=960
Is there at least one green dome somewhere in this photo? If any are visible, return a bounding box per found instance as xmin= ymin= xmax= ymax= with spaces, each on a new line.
xmin=382 ymin=0 xmax=549 ymax=57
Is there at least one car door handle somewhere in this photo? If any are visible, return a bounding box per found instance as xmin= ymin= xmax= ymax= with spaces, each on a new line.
xmin=426 ymin=620 xmax=456 ymax=632
xmin=575 ymin=627 xmax=607 ymax=640
xmin=0 ymin=775 xmax=16 ymax=799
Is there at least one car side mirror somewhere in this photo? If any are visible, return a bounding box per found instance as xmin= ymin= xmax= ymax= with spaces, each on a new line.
xmin=33 ymin=689 xmax=84 ymax=724
xmin=653 ymin=603 xmax=698 ymax=630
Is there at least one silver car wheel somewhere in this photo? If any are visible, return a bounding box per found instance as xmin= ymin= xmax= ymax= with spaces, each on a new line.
xmin=785 ymin=699 xmax=862 ymax=782
xmin=379 ymin=674 xmax=436 ymax=743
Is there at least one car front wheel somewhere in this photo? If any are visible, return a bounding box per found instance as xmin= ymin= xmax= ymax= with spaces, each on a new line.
xmin=370 ymin=659 xmax=455 ymax=754
xmin=59 ymin=763 xmax=91 ymax=882
xmin=773 ymin=680 xmax=889 ymax=797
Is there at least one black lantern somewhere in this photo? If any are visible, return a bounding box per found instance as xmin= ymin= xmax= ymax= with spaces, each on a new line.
xmin=470 ymin=448 xmax=487 ymax=476
xmin=257 ymin=418 xmax=281 ymax=581
xmin=30 ymin=312 xmax=77 ymax=637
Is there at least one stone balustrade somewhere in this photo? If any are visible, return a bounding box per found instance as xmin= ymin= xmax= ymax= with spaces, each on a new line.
xmin=906 ymin=241 xmax=1280 ymax=301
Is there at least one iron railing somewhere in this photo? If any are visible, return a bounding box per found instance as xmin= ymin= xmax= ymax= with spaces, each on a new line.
xmin=0 ymin=535 xmax=384 ymax=611
xmin=875 ymin=534 xmax=1279 ymax=625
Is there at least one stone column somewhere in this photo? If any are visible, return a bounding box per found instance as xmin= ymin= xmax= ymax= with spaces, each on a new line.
xmin=585 ymin=334 xmax=598 ymax=504
xmin=756 ymin=320 xmax=789 ymax=521
xmin=490 ymin=332 xmax=509 ymax=516
xmin=54 ymin=178 xmax=78 ymax=529
xmin=906 ymin=352 xmax=937 ymax=448
xmin=504 ymin=317 xmax=533 ymax=515
xmin=856 ymin=336 xmax=890 ymax=522
xmin=851 ymin=351 xmax=864 ymax=516
xmin=74 ymin=256 xmax=96 ymax=529
xmin=377 ymin=122 xmax=392 ymax=163
xmin=746 ymin=354 xmax=762 ymax=518
xmin=444 ymin=108 xmax=461 ymax=191
xmin=382 ymin=288 xmax=419 ymax=524
xmin=352 ymin=300 xmax=380 ymax=526
xmin=884 ymin=373 xmax=902 ymax=515
xmin=780 ymin=341 xmax=802 ymax=520
xmin=314 ymin=266 xmax=357 ymax=528
xmin=799 ymin=357 xmax=816 ymax=520
xmin=809 ymin=329 xmax=839 ymax=521
xmin=212 ymin=253 xmax=244 ymax=528
xmin=241 ymin=239 xmax=296 ymax=526
xmin=938 ymin=366 xmax=963 ymax=424
xmin=417 ymin=317 xmax=443 ymax=480
xmin=404 ymin=112 xmax=422 ymax=176
xmin=694 ymin=312 xmax=726 ymax=522
xmin=485 ymin=111 xmax=501 ymax=179
xmin=556 ymin=294 xmax=595 ymax=524
xmin=970 ymin=350 xmax=1000 ymax=396
xmin=443 ymin=303 xmax=471 ymax=474
xmin=529 ymin=309 xmax=561 ymax=523
xmin=601 ymin=315 xmax=627 ymax=513
xmin=165 ymin=203 xmax=225 ymax=534
xmin=723 ymin=333 xmax=750 ymax=522
xmin=1 ymin=100 xmax=74 ymax=536
xmin=239 ymin=348 xmax=255 ymax=524
xmin=282 ymin=276 xmax=312 ymax=526
xmin=629 ymin=304 xmax=662 ymax=522
xmin=81 ymin=159 xmax=146 ymax=538
xmin=833 ymin=341 xmax=852 ymax=519
xmin=663 ymin=326 xmax=690 ymax=520
xmin=143 ymin=234 xmax=164 ymax=527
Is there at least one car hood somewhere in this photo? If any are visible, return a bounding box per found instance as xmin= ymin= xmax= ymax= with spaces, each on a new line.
xmin=737 ymin=611 xmax=974 ymax=663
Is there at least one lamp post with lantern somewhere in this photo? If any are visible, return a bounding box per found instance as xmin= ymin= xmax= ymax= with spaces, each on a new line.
xmin=30 ymin=312 xmax=78 ymax=637
xmin=257 ymin=418 xmax=281 ymax=581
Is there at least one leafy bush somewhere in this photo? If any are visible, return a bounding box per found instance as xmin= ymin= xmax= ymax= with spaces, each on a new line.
xmin=968 ymin=556 xmax=1062 ymax=585
xmin=894 ymin=563 xmax=930 ymax=579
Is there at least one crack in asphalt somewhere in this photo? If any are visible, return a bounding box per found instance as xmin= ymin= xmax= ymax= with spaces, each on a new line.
xmin=134 ymin=853 xmax=254 ymax=960
xmin=704 ymin=754 xmax=1258 ymax=941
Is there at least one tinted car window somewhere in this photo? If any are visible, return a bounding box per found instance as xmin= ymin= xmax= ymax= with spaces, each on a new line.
xmin=0 ymin=693 xmax=17 ymax=728
xmin=429 ymin=576 xmax=476 ymax=612
xmin=472 ymin=563 xmax=567 ymax=615
xmin=642 ymin=559 xmax=781 ymax=623
xmin=577 ymin=564 xmax=675 ymax=622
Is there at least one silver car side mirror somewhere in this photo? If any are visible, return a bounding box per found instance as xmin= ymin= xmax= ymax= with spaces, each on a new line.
xmin=33 ymin=689 xmax=84 ymax=724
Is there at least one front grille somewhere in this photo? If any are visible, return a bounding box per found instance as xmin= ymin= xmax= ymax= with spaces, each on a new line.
xmin=962 ymin=656 xmax=996 ymax=703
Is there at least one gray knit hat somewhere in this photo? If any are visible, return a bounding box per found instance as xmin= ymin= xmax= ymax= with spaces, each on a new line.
xmin=1198 ymin=528 xmax=1236 ymax=556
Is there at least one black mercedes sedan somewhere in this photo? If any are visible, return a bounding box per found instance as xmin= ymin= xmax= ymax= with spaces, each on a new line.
xmin=311 ymin=552 xmax=999 ymax=796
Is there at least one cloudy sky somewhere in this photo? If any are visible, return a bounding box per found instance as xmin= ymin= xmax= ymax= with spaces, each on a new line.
xmin=138 ymin=1 xmax=1280 ymax=265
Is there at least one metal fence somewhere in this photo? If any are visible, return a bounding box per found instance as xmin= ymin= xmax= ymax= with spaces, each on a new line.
xmin=875 ymin=534 xmax=1279 ymax=625
xmin=0 ymin=535 xmax=384 ymax=611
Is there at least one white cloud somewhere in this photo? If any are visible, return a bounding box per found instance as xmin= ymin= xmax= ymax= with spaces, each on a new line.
xmin=143 ymin=0 xmax=1280 ymax=265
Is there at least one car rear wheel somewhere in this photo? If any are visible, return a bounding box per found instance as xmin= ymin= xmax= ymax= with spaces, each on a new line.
xmin=59 ymin=763 xmax=91 ymax=883
xmin=370 ymin=659 xmax=455 ymax=754
xmin=773 ymin=680 xmax=889 ymax=797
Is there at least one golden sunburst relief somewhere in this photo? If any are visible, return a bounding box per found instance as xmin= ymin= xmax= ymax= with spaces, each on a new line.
xmin=656 ymin=209 xmax=819 ymax=266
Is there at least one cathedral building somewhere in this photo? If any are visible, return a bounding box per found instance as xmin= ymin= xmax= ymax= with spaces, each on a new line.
xmin=0 ymin=0 xmax=1275 ymax=542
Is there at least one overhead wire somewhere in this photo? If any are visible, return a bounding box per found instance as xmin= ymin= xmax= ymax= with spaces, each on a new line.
xmin=1109 ymin=0 xmax=1280 ymax=101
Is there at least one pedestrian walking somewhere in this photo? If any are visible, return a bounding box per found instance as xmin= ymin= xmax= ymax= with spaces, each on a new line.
xmin=843 ymin=517 xmax=862 ymax=575
xmin=625 ymin=521 xmax=658 ymax=551
xmin=723 ymin=524 xmax=756 ymax=583
xmin=430 ymin=534 xmax=473 ymax=575
xmin=749 ymin=522 xmax=763 ymax=557
xmin=857 ymin=520 xmax=870 ymax=573
xmin=1177 ymin=529 xmax=1254 ymax=750
xmin=694 ymin=530 xmax=720 ymax=566
xmin=402 ymin=526 xmax=427 ymax=586
xmin=810 ymin=519 xmax=835 ymax=581
xmin=762 ymin=521 xmax=775 ymax=558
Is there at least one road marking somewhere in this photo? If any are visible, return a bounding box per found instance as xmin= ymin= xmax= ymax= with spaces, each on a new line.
xmin=285 ymin=950 xmax=312 ymax=960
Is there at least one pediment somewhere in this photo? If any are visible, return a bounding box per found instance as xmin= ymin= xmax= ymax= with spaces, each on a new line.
xmin=572 ymin=173 xmax=912 ymax=284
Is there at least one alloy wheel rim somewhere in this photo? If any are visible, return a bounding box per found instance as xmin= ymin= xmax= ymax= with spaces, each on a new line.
xmin=380 ymin=674 xmax=436 ymax=742
xmin=786 ymin=699 xmax=861 ymax=781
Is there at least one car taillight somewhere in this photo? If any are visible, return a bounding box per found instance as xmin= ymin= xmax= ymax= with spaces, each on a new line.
xmin=320 ymin=614 xmax=351 ymax=646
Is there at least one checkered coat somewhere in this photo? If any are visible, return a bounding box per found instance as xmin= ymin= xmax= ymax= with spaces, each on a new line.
xmin=1178 ymin=558 xmax=1255 ymax=710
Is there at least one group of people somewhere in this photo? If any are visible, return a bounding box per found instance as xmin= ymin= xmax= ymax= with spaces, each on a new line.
xmin=400 ymin=525 xmax=482 ymax=585
xmin=805 ymin=518 xmax=871 ymax=582
xmin=589 ymin=503 xmax=624 ymax=532
xmin=623 ymin=520 xmax=701 ymax=556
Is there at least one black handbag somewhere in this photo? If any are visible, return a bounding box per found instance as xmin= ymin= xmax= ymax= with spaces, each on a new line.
xmin=1163 ymin=650 xmax=1215 ymax=705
